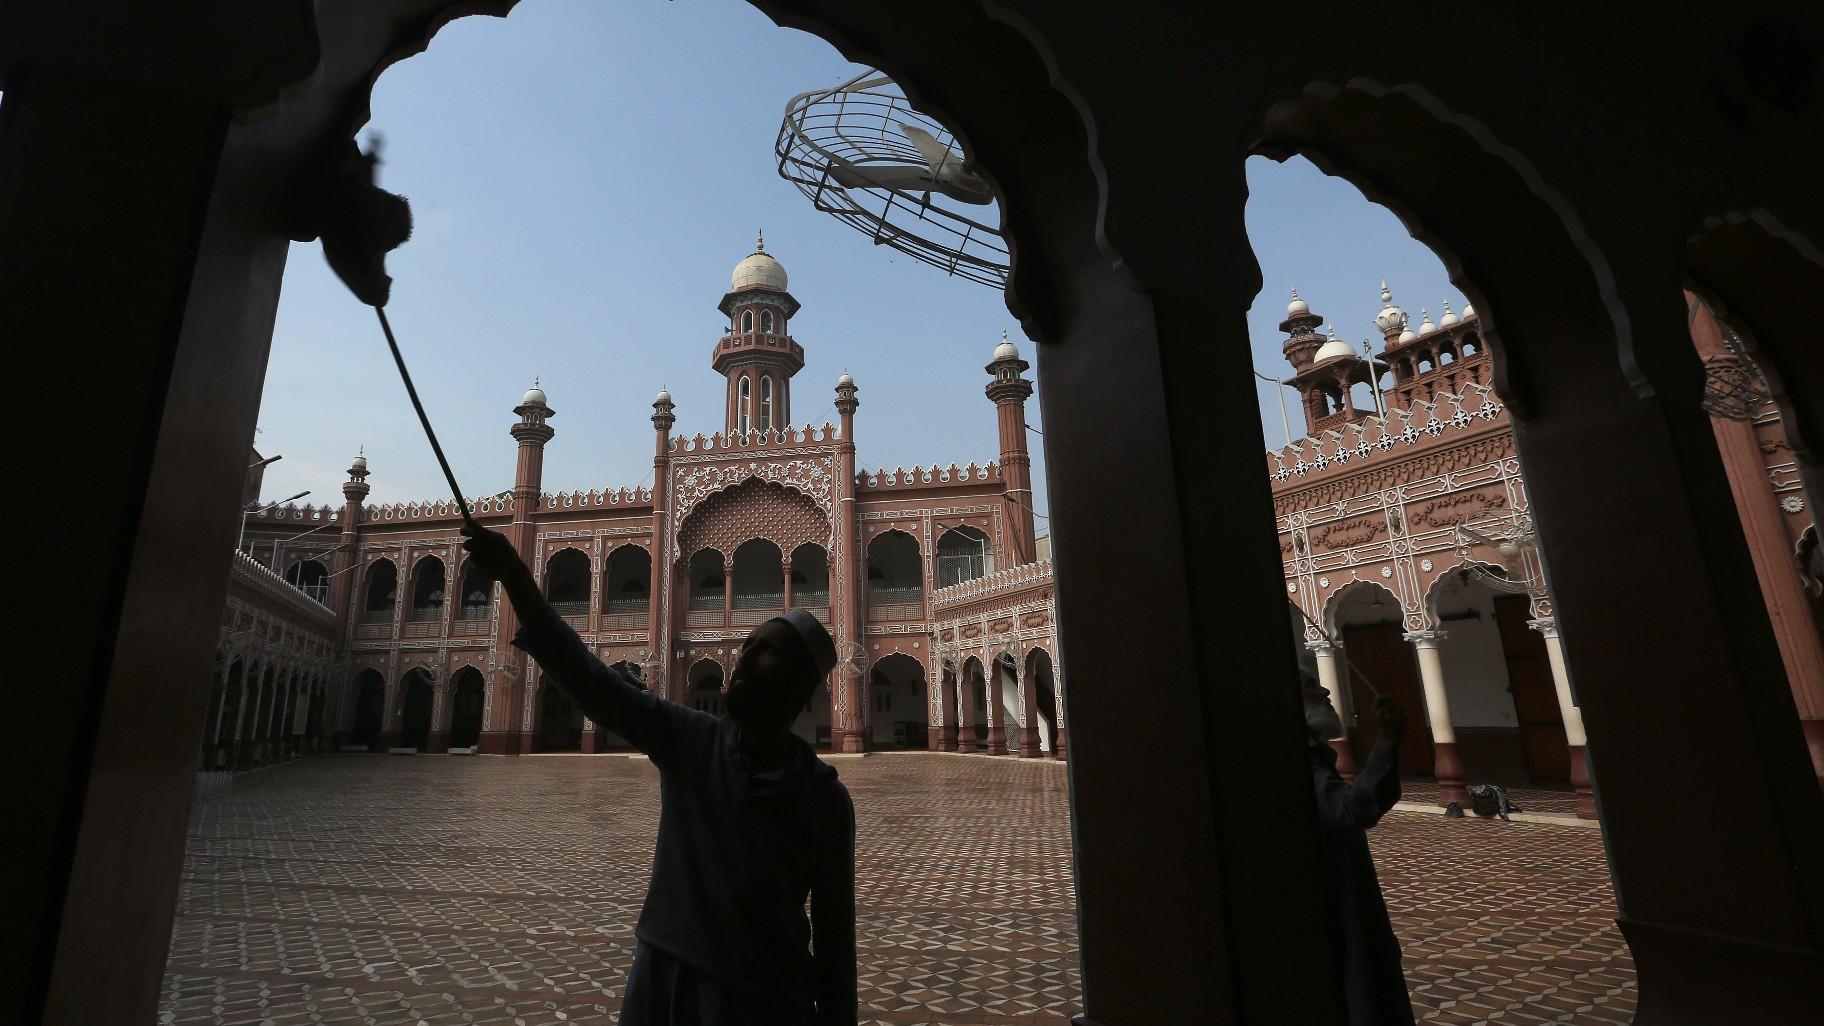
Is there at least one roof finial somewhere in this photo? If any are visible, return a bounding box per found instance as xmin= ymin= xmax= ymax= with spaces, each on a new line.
xmin=533 ymin=374 xmax=540 ymax=389
xmin=1001 ymin=328 xmax=1009 ymax=341
xmin=755 ymin=228 xmax=765 ymax=252
xmin=1380 ymin=280 xmax=1393 ymax=304
xmin=1291 ymin=287 xmax=1301 ymax=301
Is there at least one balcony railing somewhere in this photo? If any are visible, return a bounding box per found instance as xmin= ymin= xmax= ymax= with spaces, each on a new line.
xmin=361 ymin=607 xmax=394 ymax=624
xmin=409 ymin=605 xmax=443 ymax=621
xmin=791 ymin=589 xmax=830 ymax=607
xmin=733 ymin=592 xmax=784 ymax=609
xmin=550 ymin=600 xmax=589 ymax=617
xmin=604 ymin=597 xmax=649 ymax=614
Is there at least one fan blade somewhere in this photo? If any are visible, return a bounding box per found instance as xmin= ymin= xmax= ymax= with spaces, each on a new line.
xmin=899 ymin=123 xmax=957 ymax=172
xmin=829 ymin=164 xmax=938 ymax=192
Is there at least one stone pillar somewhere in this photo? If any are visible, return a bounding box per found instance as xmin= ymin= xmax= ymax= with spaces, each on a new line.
xmin=649 ymin=390 xmax=676 ymax=703
xmin=985 ymin=658 xmax=1009 ymax=755
xmin=957 ymin=666 xmax=979 ymax=750
xmin=722 ymin=561 xmax=735 ymax=629
xmin=1016 ymin=660 xmax=1042 ymax=757
xmin=781 ymin=558 xmax=794 ymax=609
xmin=1406 ymin=631 xmax=1467 ymax=807
xmin=834 ymin=375 xmax=865 ymax=752
xmin=1533 ymin=619 xmax=1596 ymax=819
xmin=1309 ymin=640 xmax=1357 ymax=779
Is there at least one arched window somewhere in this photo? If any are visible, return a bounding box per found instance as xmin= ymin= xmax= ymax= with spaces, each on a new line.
xmin=866 ymin=530 xmax=923 ymax=614
xmin=689 ymin=548 xmax=725 ymax=611
xmin=543 ymin=549 xmax=591 ymax=617
xmin=937 ymin=526 xmax=993 ymax=587
xmin=410 ymin=556 xmax=446 ymax=620
xmin=760 ymin=375 xmax=774 ymax=432
xmin=732 ymin=538 xmax=784 ymax=610
xmin=457 ymin=560 xmax=492 ymax=619
xmin=361 ymin=560 xmax=397 ymax=622
xmin=284 ymin=559 xmax=330 ymax=605
xmin=741 ymin=310 xmax=753 ymax=332
xmin=603 ymin=545 xmax=652 ymax=615
xmin=738 ymin=377 xmax=751 ymax=434
xmin=789 ymin=543 xmax=829 ymax=608
xmin=761 ymin=309 xmax=774 ymax=333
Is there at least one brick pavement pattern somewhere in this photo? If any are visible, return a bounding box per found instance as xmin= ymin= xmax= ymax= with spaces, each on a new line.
xmin=162 ymin=754 xmax=1633 ymax=1025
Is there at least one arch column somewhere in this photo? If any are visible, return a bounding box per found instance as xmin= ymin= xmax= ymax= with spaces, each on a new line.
xmin=1308 ymin=640 xmax=1357 ymax=779
xmin=985 ymin=657 xmax=1009 ymax=755
xmin=781 ymin=557 xmax=794 ymax=609
xmin=1015 ymin=659 xmax=1041 ymax=757
xmin=1405 ymin=630 xmax=1467 ymax=807
xmin=722 ymin=560 xmax=735 ymax=629
xmin=1531 ymin=618 xmax=1595 ymax=819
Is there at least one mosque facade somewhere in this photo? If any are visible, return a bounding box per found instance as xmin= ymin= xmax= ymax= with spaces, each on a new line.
xmin=219 ymin=238 xmax=1064 ymax=768
xmin=213 ymin=245 xmax=1823 ymax=820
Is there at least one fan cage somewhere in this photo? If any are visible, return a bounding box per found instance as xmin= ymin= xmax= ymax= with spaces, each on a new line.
xmin=776 ymin=71 xmax=1010 ymax=289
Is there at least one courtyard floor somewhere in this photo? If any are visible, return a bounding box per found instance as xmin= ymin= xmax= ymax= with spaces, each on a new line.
xmin=162 ymin=753 xmax=1634 ymax=1025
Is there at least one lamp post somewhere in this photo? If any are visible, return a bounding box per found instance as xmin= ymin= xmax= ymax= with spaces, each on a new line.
xmin=1253 ymin=369 xmax=1294 ymax=448
xmin=238 ymin=490 xmax=309 ymax=554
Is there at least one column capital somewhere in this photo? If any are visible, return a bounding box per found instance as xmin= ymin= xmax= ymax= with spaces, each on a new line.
xmin=1527 ymin=616 xmax=1559 ymax=639
xmin=1304 ymin=638 xmax=1336 ymax=654
xmin=1402 ymin=629 xmax=1446 ymax=647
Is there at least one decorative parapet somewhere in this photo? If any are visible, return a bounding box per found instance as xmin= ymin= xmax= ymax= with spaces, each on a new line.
xmin=669 ymin=423 xmax=840 ymax=454
xmin=228 ymin=548 xmax=335 ymax=627
xmin=540 ymin=486 xmax=653 ymax=513
xmin=932 ymin=559 xmax=1052 ymax=611
xmin=859 ymin=460 xmax=1000 ymax=491
xmin=1264 ymin=383 xmax=1506 ymax=484
xmin=360 ymin=492 xmax=521 ymax=524
xmin=247 ymin=502 xmax=339 ymax=525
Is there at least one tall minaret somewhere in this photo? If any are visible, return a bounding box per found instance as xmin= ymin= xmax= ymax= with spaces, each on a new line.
xmin=486 ymin=380 xmax=555 ymax=755
xmin=648 ymin=387 xmax=677 ymax=702
xmin=986 ymin=332 xmax=1038 ymax=566
xmin=330 ymin=449 xmax=370 ymax=644
xmin=715 ymin=231 xmax=804 ymax=435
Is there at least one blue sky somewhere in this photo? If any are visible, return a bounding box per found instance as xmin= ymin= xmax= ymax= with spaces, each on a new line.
xmin=255 ymin=0 xmax=1465 ymax=516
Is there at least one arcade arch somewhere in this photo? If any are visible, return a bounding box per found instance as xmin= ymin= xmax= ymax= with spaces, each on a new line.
xmin=732 ymin=538 xmax=784 ymax=612
xmin=456 ymin=560 xmax=492 ymax=619
xmin=284 ymin=558 xmax=330 ymax=605
xmin=686 ymin=659 xmax=725 ymax=716
xmin=448 ymin=667 xmax=485 ymax=750
xmin=604 ymin=545 xmax=651 ymax=616
xmin=398 ymin=668 xmax=435 ymax=750
xmin=868 ymin=653 xmax=927 ymax=748
xmin=349 ymin=669 xmax=385 ymax=750
xmin=866 ymin=530 xmax=922 ymax=611
xmin=688 ymin=548 xmax=725 ymax=611
xmin=361 ymin=560 xmax=398 ymax=622
xmin=936 ymin=525 xmax=993 ymax=587
xmin=788 ymin=543 xmax=829 ymax=608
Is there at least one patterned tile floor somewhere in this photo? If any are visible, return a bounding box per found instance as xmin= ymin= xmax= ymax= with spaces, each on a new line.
xmin=162 ymin=753 xmax=1633 ymax=1025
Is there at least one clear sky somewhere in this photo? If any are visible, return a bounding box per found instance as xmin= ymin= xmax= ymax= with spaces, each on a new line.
xmin=254 ymin=0 xmax=1465 ymax=517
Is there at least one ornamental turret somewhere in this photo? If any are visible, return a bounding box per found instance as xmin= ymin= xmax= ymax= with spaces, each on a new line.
xmin=1280 ymin=288 xmax=1326 ymax=370
xmin=986 ymin=331 xmax=1038 ymax=566
xmin=715 ymin=231 xmax=804 ymax=435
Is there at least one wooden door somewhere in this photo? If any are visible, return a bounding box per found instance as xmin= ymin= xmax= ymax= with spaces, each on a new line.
xmin=1493 ymin=595 xmax=1569 ymax=782
xmin=1341 ymin=622 xmax=1432 ymax=777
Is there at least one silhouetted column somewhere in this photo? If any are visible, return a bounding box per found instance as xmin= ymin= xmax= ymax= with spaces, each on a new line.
xmin=1533 ymin=619 xmax=1595 ymax=818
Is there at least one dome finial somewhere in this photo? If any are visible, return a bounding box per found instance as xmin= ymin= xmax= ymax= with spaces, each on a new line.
xmin=1287 ymin=287 xmax=1309 ymax=316
xmin=755 ymin=228 xmax=765 ymax=252
xmin=1381 ymin=280 xmax=1393 ymax=304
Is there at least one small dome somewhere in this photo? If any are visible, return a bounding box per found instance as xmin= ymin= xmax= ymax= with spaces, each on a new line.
xmin=1373 ymin=280 xmax=1407 ymax=335
xmin=731 ymin=230 xmax=788 ymax=292
xmin=1398 ymin=326 xmax=1418 ymax=343
xmin=1313 ymin=332 xmax=1358 ymax=364
xmin=1417 ymin=309 xmax=1437 ymax=334
xmin=351 ymin=450 xmax=368 ymax=472
xmin=1461 ymin=301 xmax=1476 ymax=319
xmin=836 ymin=371 xmax=855 ymax=388
xmin=654 ymin=387 xmax=672 ymax=404
xmin=1287 ymin=288 xmax=1309 ymax=316
xmin=993 ymin=329 xmax=1021 ymax=362
xmin=521 ymin=377 xmax=547 ymax=407
xmin=1439 ymin=301 xmax=1460 ymax=327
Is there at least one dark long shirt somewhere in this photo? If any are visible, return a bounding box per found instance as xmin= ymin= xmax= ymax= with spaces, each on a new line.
xmin=513 ymin=604 xmax=857 ymax=1026
xmin=1310 ymin=742 xmax=1416 ymax=1026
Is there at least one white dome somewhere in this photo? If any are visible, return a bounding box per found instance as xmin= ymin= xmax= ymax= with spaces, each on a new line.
xmin=351 ymin=452 xmax=367 ymax=472
xmin=654 ymin=388 xmax=672 ymax=404
xmin=1461 ymin=301 xmax=1476 ymax=318
xmin=836 ymin=371 xmax=855 ymax=388
xmin=521 ymin=379 xmax=547 ymax=406
xmin=1287 ymin=288 xmax=1309 ymax=316
xmin=1313 ymin=334 xmax=1358 ymax=364
xmin=1373 ymin=281 xmax=1407 ymax=335
xmin=730 ymin=230 xmax=787 ymax=292
xmin=1439 ymin=301 xmax=1460 ymax=327
xmin=1398 ymin=327 xmax=1418 ymax=343
xmin=993 ymin=330 xmax=1021 ymax=362
xmin=1417 ymin=309 xmax=1437 ymax=334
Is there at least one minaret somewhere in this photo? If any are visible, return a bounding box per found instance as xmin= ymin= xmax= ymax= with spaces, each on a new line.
xmin=1280 ymin=288 xmax=1326 ymax=370
xmin=986 ymin=331 xmax=1038 ymax=566
xmin=1281 ymin=291 xmax=1390 ymax=435
xmin=715 ymin=231 xmax=805 ymax=435
xmin=330 ymin=448 xmax=370 ymax=644
xmin=833 ymin=371 xmax=863 ymax=752
xmin=486 ymin=379 xmax=555 ymax=755
xmin=648 ymin=387 xmax=677 ymax=702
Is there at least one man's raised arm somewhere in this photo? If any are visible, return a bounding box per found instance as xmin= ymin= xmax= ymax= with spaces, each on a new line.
xmin=462 ymin=523 xmax=673 ymax=755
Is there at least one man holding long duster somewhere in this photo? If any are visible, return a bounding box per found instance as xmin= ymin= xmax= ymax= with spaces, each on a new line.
xmin=462 ymin=523 xmax=857 ymax=1026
